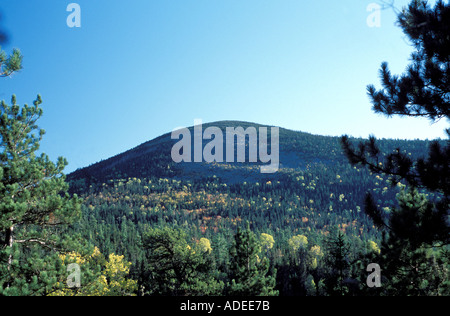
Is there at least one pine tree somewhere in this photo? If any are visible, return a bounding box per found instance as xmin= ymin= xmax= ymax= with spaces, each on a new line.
xmin=324 ymin=229 xmax=351 ymax=296
xmin=0 ymin=94 xmax=82 ymax=295
xmin=143 ymin=226 xmax=223 ymax=296
xmin=340 ymin=0 xmax=449 ymax=296
xmin=367 ymin=188 xmax=449 ymax=295
xmin=341 ymin=0 xmax=449 ymax=208
xmin=228 ymin=222 xmax=278 ymax=296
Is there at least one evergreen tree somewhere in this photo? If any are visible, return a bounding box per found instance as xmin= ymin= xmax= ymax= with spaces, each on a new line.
xmin=142 ymin=226 xmax=223 ymax=296
xmin=341 ymin=0 xmax=449 ymax=219
xmin=228 ymin=222 xmax=278 ymax=296
xmin=0 ymin=94 xmax=82 ymax=295
xmin=369 ymin=188 xmax=449 ymax=295
xmin=340 ymin=0 xmax=449 ymax=296
xmin=323 ymin=229 xmax=351 ymax=296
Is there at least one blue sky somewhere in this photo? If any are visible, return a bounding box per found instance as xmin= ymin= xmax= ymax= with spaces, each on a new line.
xmin=0 ymin=0 xmax=447 ymax=173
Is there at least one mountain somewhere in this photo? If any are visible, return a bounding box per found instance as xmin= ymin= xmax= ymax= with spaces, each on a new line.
xmin=65 ymin=120 xmax=438 ymax=295
xmin=67 ymin=120 xmax=431 ymax=190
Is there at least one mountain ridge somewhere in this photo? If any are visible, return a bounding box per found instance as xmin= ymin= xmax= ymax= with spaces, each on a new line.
xmin=67 ymin=120 xmax=433 ymax=191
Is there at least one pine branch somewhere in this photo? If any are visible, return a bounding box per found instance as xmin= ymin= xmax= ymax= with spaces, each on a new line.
xmin=14 ymin=238 xmax=58 ymax=251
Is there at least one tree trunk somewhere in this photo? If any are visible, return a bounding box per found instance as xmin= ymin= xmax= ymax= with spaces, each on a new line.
xmin=6 ymin=225 xmax=14 ymax=271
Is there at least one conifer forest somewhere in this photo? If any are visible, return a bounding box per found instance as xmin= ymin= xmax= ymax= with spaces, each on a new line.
xmin=0 ymin=0 xmax=448 ymax=300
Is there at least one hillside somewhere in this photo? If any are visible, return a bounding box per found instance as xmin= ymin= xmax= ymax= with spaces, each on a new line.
xmin=64 ymin=121 xmax=438 ymax=295
xmin=67 ymin=120 xmax=431 ymax=189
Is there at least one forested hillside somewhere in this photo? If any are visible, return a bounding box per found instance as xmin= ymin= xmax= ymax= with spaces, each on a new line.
xmin=2 ymin=0 xmax=448 ymax=298
xmin=65 ymin=122 xmax=447 ymax=296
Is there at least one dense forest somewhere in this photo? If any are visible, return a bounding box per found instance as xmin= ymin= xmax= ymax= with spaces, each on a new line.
xmin=1 ymin=0 xmax=449 ymax=297
xmin=62 ymin=126 xmax=448 ymax=296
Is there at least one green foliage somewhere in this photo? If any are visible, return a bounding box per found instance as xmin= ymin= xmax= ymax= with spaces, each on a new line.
xmin=340 ymin=0 xmax=449 ymax=297
xmin=0 ymin=46 xmax=22 ymax=77
xmin=368 ymin=0 xmax=450 ymax=122
xmin=142 ymin=226 xmax=223 ymax=296
xmin=64 ymin=131 xmax=445 ymax=296
xmin=0 ymin=0 xmax=447 ymax=297
xmin=323 ymin=229 xmax=351 ymax=296
xmin=228 ymin=223 xmax=278 ymax=296
xmin=370 ymin=188 xmax=449 ymax=296
xmin=0 ymin=94 xmax=82 ymax=295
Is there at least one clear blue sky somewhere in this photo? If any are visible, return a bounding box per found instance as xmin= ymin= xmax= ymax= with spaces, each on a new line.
xmin=0 ymin=0 xmax=447 ymax=173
